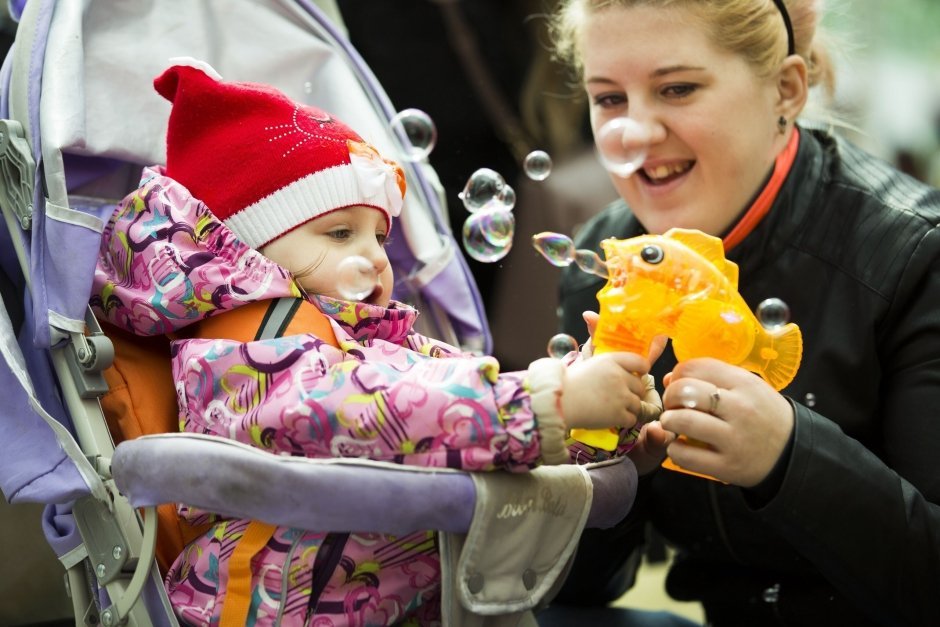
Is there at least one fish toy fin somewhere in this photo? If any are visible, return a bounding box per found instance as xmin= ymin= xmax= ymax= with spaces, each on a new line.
xmin=746 ymin=323 xmax=803 ymax=391
xmin=665 ymin=228 xmax=739 ymax=288
xmin=673 ymin=299 xmax=754 ymax=365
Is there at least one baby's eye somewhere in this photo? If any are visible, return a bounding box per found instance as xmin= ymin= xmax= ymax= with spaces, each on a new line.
xmin=328 ymin=228 xmax=352 ymax=241
xmin=376 ymin=232 xmax=389 ymax=246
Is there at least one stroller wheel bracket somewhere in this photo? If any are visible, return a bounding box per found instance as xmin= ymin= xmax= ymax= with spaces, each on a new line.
xmin=73 ymin=495 xmax=160 ymax=626
xmin=73 ymin=495 xmax=130 ymax=586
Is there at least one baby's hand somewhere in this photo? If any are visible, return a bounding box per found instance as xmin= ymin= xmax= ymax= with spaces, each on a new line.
xmin=561 ymin=352 xmax=651 ymax=431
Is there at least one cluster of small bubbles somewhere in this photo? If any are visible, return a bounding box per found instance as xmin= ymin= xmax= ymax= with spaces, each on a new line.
xmin=459 ymin=168 xmax=513 ymax=212
xmin=595 ymin=117 xmax=650 ymax=178
xmin=804 ymin=393 xmax=817 ymax=408
xmin=336 ymin=256 xmax=378 ymax=301
xmin=389 ymin=108 xmax=437 ymax=162
xmin=547 ymin=333 xmax=578 ymax=358
xmin=462 ymin=208 xmax=515 ymax=262
xmin=575 ymin=249 xmax=609 ymax=279
xmin=531 ymin=232 xmax=576 ymax=267
xmin=303 ymin=81 xmax=313 ymax=95
xmin=756 ymin=297 xmax=791 ymax=330
xmin=524 ymin=150 xmax=553 ymax=181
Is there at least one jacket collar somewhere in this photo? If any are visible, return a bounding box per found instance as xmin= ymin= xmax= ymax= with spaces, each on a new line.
xmin=313 ymin=295 xmax=418 ymax=345
xmin=727 ymin=127 xmax=830 ymax=274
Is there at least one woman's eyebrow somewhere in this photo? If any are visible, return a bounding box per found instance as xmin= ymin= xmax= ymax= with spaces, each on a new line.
xmin=584 ymin=76 xmax=620 ymax=86
xmin=585 ymin=64 xmax=706 ymax=85
xmin=650 ymin=64 xmax=706 ymax=78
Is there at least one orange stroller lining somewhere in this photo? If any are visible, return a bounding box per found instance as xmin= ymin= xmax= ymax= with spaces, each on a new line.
xmin=98 ymin=298 xmax=338 ymax=573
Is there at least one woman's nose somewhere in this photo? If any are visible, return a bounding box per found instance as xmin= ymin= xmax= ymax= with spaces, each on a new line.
xmin=629 ymin=110 xmax=667 ymax=145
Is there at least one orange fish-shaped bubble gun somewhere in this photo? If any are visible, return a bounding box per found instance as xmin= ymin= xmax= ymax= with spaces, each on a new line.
xmin=570 ymin=227 xmax=803 ymax=452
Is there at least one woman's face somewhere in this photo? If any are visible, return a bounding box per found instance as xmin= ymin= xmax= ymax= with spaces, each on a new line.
xmin=580 ymin=4 xmax=786 ymax=236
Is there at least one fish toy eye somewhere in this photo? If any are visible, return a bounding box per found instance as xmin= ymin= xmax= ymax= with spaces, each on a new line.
xmin=640 ymin=245 xmax=664 ymax=264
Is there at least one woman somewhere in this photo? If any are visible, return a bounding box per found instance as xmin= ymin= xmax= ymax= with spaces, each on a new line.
xmin=545 ymin=1 xmax=940 ymax=625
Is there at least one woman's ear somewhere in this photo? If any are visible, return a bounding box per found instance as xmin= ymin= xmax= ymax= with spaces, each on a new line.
xmin=775 ymin=55 xmax=809 ymax=120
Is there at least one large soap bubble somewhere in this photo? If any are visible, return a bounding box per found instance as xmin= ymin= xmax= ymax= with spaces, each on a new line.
xmin=336 ymin=255 xmax=378 ymax=300
xmin=595 ymin=117 xmax=650 ymax=178
xmin=459 ymin=168 xmax=513 ymax=212
xmin=462 ymin=208 xmax=515 ymax=262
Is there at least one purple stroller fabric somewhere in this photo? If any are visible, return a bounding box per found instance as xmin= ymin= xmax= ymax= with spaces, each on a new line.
xmin=0 ymin=0 xmax=492 ymax=507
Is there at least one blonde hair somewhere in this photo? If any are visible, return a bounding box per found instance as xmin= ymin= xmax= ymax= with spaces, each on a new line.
xmin=549 ymin=0 xmax=835 ymax=97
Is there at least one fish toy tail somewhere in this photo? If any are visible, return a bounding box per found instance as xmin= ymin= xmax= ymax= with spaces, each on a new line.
xmin=745 ymin=323 xmax=803 ymax=391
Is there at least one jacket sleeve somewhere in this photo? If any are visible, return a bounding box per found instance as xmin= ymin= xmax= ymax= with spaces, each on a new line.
xmin=172 ymin=334 xmax=544 ymax=472
xmin=754 ymin=224 xmax=940 ymax=626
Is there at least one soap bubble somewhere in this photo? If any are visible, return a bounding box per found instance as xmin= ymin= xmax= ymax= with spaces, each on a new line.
xmin=336 ymin=256 xmax=378 ymax=300
xmin=462 ymin=208 xmax=515 ymax=262
xmin=495 ymin=184 xmax=516 ymax=211
xmin=524 ymin=150 xmax=553 ymax=181
xmin=595 ymin=117 xmax=650 ymax=178
xmin=532 ymin=232 xmax=576 ymax=267
xmin=547 ymin=333 xmax=578 ymax=358
xmin=804 ymin=393 xmax=817 ymax=408
xmin=459 ymin=168 xmax=509 ymax=212
xmin=390 ymin=108 xmax=437 ymax=162
xmin=756 ymin=297 xmax=791 ymax=330
xmin=575 ymin=249 xmax=609 ymax=279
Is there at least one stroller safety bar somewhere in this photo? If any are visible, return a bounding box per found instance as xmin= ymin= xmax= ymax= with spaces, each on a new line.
xmin=112 ymin=433 xmax=637 ymax=534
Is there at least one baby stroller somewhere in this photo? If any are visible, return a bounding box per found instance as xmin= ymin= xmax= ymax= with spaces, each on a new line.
xmin=0 ymin=0 xmax=637 ymax=625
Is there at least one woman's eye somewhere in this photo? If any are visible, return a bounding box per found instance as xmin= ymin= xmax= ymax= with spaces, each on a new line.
xmin=662 ymin=84 xmax=697 ymax=98
xmin=592 ymin=93 xmax=627 ymax=108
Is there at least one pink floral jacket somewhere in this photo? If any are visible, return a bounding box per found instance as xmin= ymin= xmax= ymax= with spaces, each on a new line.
xmin=90 ymin=167 xmax=557 ymax=626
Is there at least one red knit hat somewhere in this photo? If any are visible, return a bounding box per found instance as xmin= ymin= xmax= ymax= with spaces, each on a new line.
xmin=154 ymin=58 xmax=405 ymax=249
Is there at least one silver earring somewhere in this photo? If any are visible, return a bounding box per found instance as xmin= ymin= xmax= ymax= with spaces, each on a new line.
xmin=777 ymin=116 xmax=787 ymax=134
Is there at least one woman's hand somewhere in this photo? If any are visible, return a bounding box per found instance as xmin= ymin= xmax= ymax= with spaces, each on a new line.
xmin=659 ymin=358 xmax=794 ymax=487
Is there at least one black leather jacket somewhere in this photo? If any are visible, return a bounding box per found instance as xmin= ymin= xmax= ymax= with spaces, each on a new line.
xmin=555 ymin=128 xmax=940 ymax=626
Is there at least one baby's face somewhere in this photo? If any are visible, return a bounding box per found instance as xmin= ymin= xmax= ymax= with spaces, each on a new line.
xmin=260 ymin=205 xmax=393 ymax=307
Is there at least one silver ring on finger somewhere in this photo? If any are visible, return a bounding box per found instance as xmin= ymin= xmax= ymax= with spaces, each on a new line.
xmin=708 ymin=387 xmax=721 ymax=415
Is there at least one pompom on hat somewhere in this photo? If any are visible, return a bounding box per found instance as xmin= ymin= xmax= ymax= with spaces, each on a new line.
xmin=154 ymin=57 xmax=406 ymax=249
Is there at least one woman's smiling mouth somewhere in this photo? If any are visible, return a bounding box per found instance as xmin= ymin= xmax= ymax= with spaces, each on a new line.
xmin=640 ymin=161 xmax=694 ymax=185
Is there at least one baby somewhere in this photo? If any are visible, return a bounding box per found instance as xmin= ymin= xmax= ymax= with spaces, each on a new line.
xmin=91 ymin=58 xmax=655 ymax=626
